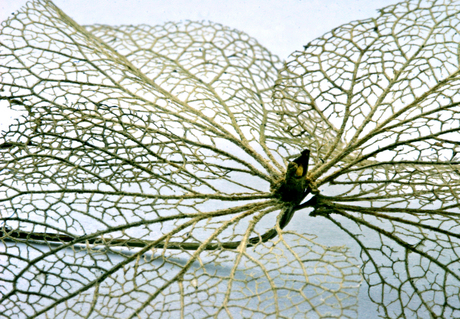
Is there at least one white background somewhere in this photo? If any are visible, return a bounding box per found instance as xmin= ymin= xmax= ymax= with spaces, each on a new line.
xmin=1 ymin=1 xmax=398 ymax=317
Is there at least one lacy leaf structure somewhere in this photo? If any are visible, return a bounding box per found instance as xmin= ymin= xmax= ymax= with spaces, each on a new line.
xmin=0 ymin=0 xmax=459 ymax=318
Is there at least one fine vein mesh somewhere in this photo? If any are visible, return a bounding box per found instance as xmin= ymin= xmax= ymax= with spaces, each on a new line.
xmin=275 ymin=0 xmax=460 ymax=318
xmin=3 ymin=0 xmax=460 ymax=318
xmin=0 ymin=0 xmax=360 ymax=318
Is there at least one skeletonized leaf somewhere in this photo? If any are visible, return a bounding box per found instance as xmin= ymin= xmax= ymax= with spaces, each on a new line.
xmin=0 ymin=0 xmax=360 ymax=318
xmin=275 ymin=0 xmax=460 ymax=317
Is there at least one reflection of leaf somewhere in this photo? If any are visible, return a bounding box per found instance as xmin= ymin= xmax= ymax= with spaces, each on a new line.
xmin=128 ymin=233 xmax=360 ymax=318
xmin=1 ymin=0 xmax=459 ymax=318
